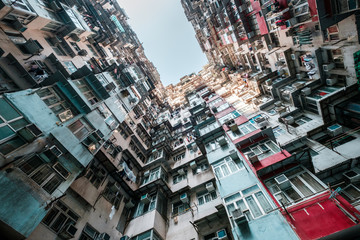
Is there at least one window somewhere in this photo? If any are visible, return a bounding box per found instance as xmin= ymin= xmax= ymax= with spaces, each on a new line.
xmin=242 ymin=139 xmax=280 ymax=161
xmin=266 ymin=167 xmax=326 ymax=206
xmin=63 ymin=61 xmax=77 ymax=73
xmin=41 ymin=21 xmax=63 ymax=33
xmin=218 ymin=110 xmax=241 ymax=125
xmin=212 ymin=156 xmax=243 ymax=179
xmin=273 ymin=126 xmax=286 ymax=137
xmin=131 ymin=230 xmax=162 ymax=240
xmin=340 ymin=182 xmax=360 ymax=203
xmin=172 ymin=201 xmax=190 ymax=216
xmin=199 ymin=121 xmax=220 ymax=136
xmin=147 ymin=149 xmax=164 ymax=164
xmin=42 ymin=201 xmax=79 ymax=234
xmin=37 ymin=87 xmax=74 ymax=122
xmin=216 ymin=103 xmax=230 ymax=113
xmin=197 ymin=191 xmax=217 ymax=205
xmin=225 ymin=185 xmax=272 ymax=220
xmin=18 ymin=155 xmax=68 ymax=194
xmin=70 ymin=41 xmax=81 ymax=52
xmin=87 ymin=44 xmax=99 ymax=57
xmin=45 ymin=38 xmax=67 ymax=56
xmin=0 ymin=98 xmax=29 ymax=146
xmin=141 ymin=167 xmax=167 ymax=186
xmin=173 ymin=172 xmax=187 ymax=184
xmin=79 ymin=224 xmax=99 ymax=240
xmin=173 ymin=152 xmax=185 ymax=162
xmin=68 ymin=119 xmax=93 ymax=141
xmin=134 ymin=192 xmax=157 ymax=218
xmin=208 ymin=97 xmax=222 ymax=108
xmin=85 ymin=161 xmax=106 ymax=188
xmin=103 ymin=181 xmax=123 ymax=209
xmin=73 ymin=79 xmax=99 ymax=105
xmin=227 ymin=121 xmax=257 ymax=140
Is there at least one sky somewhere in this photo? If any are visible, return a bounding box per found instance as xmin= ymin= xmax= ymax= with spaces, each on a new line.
xmin=117 ymin=0 xmax=208 ymax=86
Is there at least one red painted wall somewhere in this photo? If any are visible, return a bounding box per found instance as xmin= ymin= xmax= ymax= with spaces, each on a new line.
xmin=283 ymin=193 xmax=360 ymax=240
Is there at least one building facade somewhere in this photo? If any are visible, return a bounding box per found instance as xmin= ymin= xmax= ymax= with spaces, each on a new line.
xmin=0 ymin=0 xmax=360 ymax=240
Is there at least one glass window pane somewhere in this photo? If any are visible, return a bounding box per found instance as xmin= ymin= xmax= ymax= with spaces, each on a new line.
xmin=255 ymin=192 xmax=272 ymax=213
xmin=228 ymin=161 xmax=238 ymax=173
xmin=50 ymin=213 xmax=67 ymax=232
xmin=221 ymin=164 xmax=230 ymax=177
xmin=245 ymin=195 xmax=263 ymax=218
xmin=42 ymin=208 xmax=59 ymax=226
xmin=0 ymin=136 xmax=26 ymax=155
xmin=291 ymin=177 xmax=313 ymax=196
xmin=31 ymin=166 xmax=52 ymax=185
xmin=226 ymin=203 xmax=235 ymax=216
xmin=0 ymin=98 xmax=21 ymax=121
xmin=214 ymin=167 xmax=223 ymax=179
xmin=284 ymin=187 xmax=302 ymax=201
xmin=205 ymin=194 xmax=211 ymax=203
xmin=43 ymin=175 xmax=62 ymax=194
xmin=242 ymin=185 xmax=259 ymax=195
xmin=9 ymin=118 xmax=28 ymax=131
xmin=19 ymin=156 xmax=43 ymax=175
xmin=198 ymin=197 xmax=204 ymax=205
xmin=300 ymin=172 xmax=324 ymax=192
xmin=0 ymin=126 xmax=15 ymax=140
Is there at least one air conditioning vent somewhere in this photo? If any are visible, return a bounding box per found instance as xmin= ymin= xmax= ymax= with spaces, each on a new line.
xmin=177 ymin=168 xmax=185 ymax=175
xmin=343 ymin=169 xmax=360 ymax=183
xmin=217 ymin=136 xmax=228 ymax=146
xmin=140 ymin=193 xmax=151 ymax=203
xmin=190 ymin=161 xmax=197 ymax=169
xmin=327 ymin=124 xmax=343 ymax=137
xmin=301 ymin=87 xmax=311 ymax=96
xmin=180 ymin=193 xmax=188 ymax=203
xmin=206 ymin=182 xmax=215 ymax=192
xmin=58 ymin=110 xmax=73 ymax=122
xmin=216 ymin=229 xmax=228 ymax=240
xmin=49 ymin=145 xmax=63 ymax=158
xmin=326 ymin=78 xmax=337 ymax=86
xmin=323 ymin=63 xmax=335 ymax=72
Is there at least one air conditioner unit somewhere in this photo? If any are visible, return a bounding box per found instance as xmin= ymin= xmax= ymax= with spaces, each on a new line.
xmin=173 ymin=216 xmax=179 ymax=224
xmin=180 ymin=193 xmax=188 ymax=203
xmin=49 ymin=145 xmax=63 ymax=158
xmin=190 ymin=161 xmax=197 ymax=169
xmin=327 ymin=124 xmax=343 ymax=137
xmin=323 ymin=63 xmax=335 ymax=72
xmin=178 ymin=168 xmax=185 ymax=175
xmin=247 ymin=154 xmax=259 ymax=164
xmin=52 ymin=162 xmax=70 ymax=179
xmin=144 ymin=170 xmax=150 ymax=177
xmin=265 ymin=79 xmax=272 ymax=86
xmin=98 ymin=233 xmax=110 ymax=240
xmin=232 ymin=209 xmax=248 ymax=225
xmin=292 ymin=82 xmax=305 ymax=89
xmin=230 ymin=149 xmax=239 ymax=159
xmin=120 ymin=236 xmax=130 ymax=240
xmin=125 ymin=199 xmax=136 ymax=208
xmin=23 ymin=39 xmax=44 ymax=54
xmin=275 ymin=174 xmax=291 ymax=190
xmin=141 ymin=193 xmax=151 ymax=203
xmin=285 ymin=116 xmax=294 ymax=125
xmin=291 ymin=54 xmax=296 ymax=60
xmin=217 ymin=136 xmax=228 ymax=146
xmin=78 ymin=49 xmax=88 ymax=56
xmin=59 ymin=224 xmax=78 ymax=239
xmin=247 ymin=31 xmax=255 ymax=39
xmin=216 ymin=229 xmax=228 ymax=240
xmin=206 ymin=182 xmax=215 ymax=192
xmin=274 ymin=101 xmax=282 ymax=107
xmin=58 ymin=109 xmax=73 ymax=122
xmin=343 ymin=169 xmax=360 ymax=183
xmin=17 ymin=124 xmax=42 ymax=142
xmin=326 ymin=78 xmax=337 ymax=86
xmin=254 ymin=117 xmax=265 ymax=124
xmin=301 ymin=87 xmax=311 ymax=96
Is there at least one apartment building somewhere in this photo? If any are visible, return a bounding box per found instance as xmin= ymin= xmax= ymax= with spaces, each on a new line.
xmin=1 ymin=0 xmax=360 ymax=240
